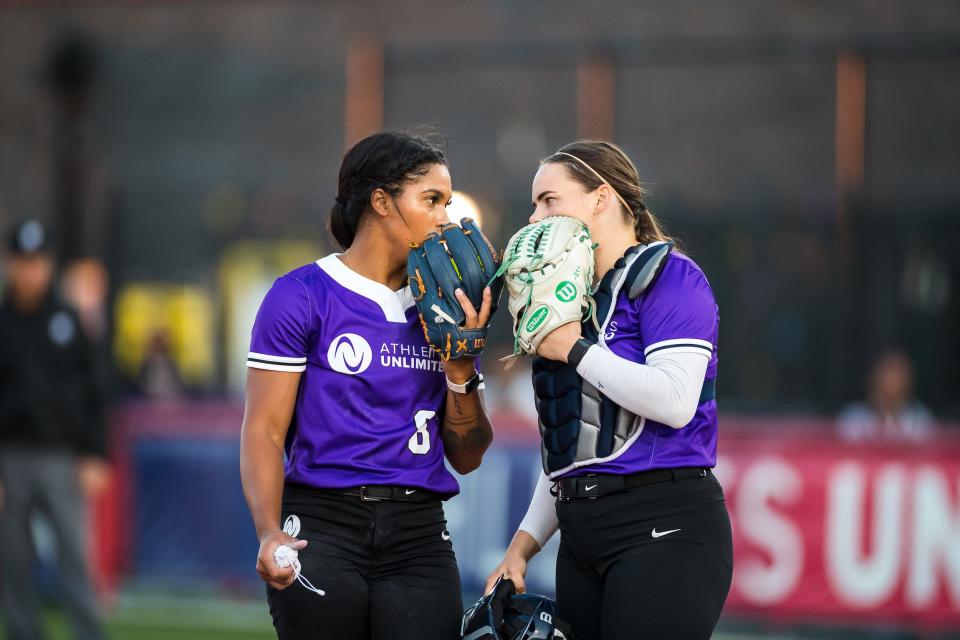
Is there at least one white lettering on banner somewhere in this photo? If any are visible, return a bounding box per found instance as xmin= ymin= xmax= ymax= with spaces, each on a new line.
xmin=907 ymin=467 xmax=960 ymax=609
xmin=736 ymin=458 xmax=804 ymax=605
xmin=826 ymin=463 xmax=905 ymax=607
xmin=725 ymin=453 xmax=960 ymax=620
xmin=713 ymin=454 xmax=734 ymax=488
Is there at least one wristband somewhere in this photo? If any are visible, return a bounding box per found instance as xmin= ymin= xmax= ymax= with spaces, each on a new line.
xmin=567 ymin=338 xmax=595 ymax=367
xmin=446 ymin=371 xmax=485 ymax=394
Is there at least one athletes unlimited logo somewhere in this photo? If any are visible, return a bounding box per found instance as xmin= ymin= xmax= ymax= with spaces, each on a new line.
xmin=555 ymin=280 xmax=577 ymax=303
xmin=327 ymin=333 xmax=372 ymax=375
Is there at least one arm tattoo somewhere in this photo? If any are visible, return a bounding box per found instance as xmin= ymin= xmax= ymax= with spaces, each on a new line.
xmin=445 ymin=393 xmax=479 ymax=428
xmin=442 ymin=392 xmax=492 ymax=454
xmin=442 ymin=422 xmax=493 ymax=455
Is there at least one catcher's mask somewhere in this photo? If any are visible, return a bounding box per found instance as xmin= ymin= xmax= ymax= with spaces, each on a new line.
xmin=461 ymin=576 xmax=574 ymax=640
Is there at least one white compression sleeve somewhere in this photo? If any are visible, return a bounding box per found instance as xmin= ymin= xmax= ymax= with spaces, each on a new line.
xmin=575 ymin=345 xmax=710 ymax=429
xmin=517 ymin=471 xmax=559 ymax=548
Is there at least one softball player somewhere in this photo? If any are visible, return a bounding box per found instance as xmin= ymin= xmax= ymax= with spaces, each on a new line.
xmin=487 ymin=141 xmax=733 ymax=640
xmin=240 ymin=131 xmax=494 ymax=640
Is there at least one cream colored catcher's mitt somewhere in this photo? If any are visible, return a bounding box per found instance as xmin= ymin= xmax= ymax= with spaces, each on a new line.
xmin=496 ymin=216 xmax=596 ymax=357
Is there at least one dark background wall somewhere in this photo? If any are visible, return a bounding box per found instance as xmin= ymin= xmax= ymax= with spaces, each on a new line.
xmin=0 ymin=0 xmax=957 ymax=414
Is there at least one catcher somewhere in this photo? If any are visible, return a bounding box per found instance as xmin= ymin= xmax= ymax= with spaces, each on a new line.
xmin=241 ymin=131 xmax=499 ymax=640
xmin=487 ymin=141 xmax=732 ymax=640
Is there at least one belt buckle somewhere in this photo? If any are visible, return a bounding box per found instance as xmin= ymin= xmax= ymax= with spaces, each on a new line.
xmin=359 ymin=486 xmax=385 ymax=502
xmin=579 ymin=474 xmax=600 ymax=500
xmin=554 ymin=481 xmax=572 ymax=503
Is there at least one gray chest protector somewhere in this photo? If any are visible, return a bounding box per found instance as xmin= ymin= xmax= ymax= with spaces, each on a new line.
xmin=532 ymin=242 xmax=673 ymax=478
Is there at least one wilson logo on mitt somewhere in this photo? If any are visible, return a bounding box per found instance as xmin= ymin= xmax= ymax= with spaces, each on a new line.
xmin=555 ymin=281 xmax=577 ymax=303
xmin=496 ymin=216 xmax=596 ymax=357
xmin=526 ymin=306 xmax=550 ymax=332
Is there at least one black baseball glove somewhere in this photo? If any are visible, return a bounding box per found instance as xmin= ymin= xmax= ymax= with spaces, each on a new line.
xmin=407 ymin=218 xmax=503 ymax=360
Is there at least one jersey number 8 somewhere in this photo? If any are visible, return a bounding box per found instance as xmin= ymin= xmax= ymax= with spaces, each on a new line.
xmin=408 ymin=409 xmax=435 ymax=455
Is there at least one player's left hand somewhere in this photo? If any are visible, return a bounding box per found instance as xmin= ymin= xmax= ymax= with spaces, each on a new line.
xmin=535 ymin=321 xmax=581 ymax=363
xmin=484 ymin=555 xmax=528 ymax=595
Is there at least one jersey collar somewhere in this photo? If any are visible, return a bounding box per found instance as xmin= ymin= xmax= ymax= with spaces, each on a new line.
xmin=317 ymin=254 xmax=415 ymax=323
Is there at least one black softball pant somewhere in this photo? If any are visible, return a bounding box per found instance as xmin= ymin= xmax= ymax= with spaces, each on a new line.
xmin=267 ymin=485 xmax=462 ymax=640
xmin=555 ymin=470 xmax=733 ymax=640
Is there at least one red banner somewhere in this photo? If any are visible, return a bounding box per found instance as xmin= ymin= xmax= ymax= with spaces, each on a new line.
xmin=93 ymin=404 xmax=960 ymax=630
xmin=717 ymin=419 xmax=960 ymax=628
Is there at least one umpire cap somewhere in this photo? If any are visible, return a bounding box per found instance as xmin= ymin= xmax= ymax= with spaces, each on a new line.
xmin=7 ymin=219 xmax=51 ymax=255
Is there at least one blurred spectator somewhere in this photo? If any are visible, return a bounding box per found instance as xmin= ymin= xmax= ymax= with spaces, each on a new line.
xmin=138 ymin=328 xmax=185 ymax=400
xmin=61 ymin=257 xmax=109 ymax=341
xmin=0 ymin=219 xmax=108 ymax=640
xmin=837 ymin=349 xmax=934 ymax=443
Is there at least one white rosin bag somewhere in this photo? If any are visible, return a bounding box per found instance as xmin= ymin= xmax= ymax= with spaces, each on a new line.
xmin=273 ymin=514 xmax=325 ymax=596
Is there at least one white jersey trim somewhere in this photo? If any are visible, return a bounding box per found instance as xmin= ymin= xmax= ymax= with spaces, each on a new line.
xmin=248 ymin=352 xmax=307 ymax=364
xmin=246 ymin=360 xmax=307 ymax=373
xmin=643 ymin=338 xmax=713 ymax=357
xmin=317 ymin=254 xmax=415 ymax=324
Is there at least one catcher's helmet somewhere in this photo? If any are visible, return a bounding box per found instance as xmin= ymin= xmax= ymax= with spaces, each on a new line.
xmin=461 ymin=576 xmax=574 ymax=640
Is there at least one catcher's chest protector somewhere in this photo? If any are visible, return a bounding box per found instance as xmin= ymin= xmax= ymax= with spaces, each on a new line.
xmin=532 ymin=242 xmax=672 ymax=477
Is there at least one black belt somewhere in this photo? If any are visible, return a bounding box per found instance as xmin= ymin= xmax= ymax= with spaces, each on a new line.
xmin=555 ymin=467 xmax=710 ymax=501
xmin=338 ymin=485 xmax=442 ymax=503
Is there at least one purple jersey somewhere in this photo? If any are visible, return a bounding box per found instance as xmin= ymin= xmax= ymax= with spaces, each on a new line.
xmin=247 ymin=254 xmax=458 ymax=495
xmin=569 ymin=251 xmax=719 ymax=476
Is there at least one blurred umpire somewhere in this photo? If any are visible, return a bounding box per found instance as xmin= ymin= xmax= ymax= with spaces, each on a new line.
xmin=0 ymin=219 xmax=109 ymax=640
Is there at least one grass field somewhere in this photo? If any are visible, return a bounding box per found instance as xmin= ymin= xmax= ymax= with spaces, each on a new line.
xmin=2 ymin=594 xmax=276 ymax=640
xmin=17 ymin=615 xmax=791 ymax=640
xmin=4 ymin=600 xmax=942 ymax=640
xmin=9 ymin=605 xmax=785 ymax=640
xmin=47 ymin=618 xmax=274 ymax=640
